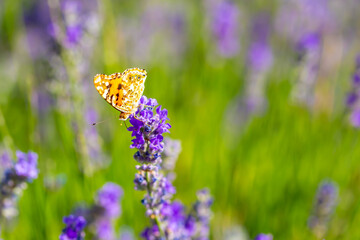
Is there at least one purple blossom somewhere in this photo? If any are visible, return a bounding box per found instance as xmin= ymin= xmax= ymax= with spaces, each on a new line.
xmin=94 ymin=219 xmax=116 ymax=240
xmin=356 ymin=55 xmax=360 ymax=69
xmin=60 ymin=0 xmax=84 ymax=47
xmin=59 ymin=182 xmax=123 ymax=239
xmin=0 ymin=150 xmax=39 ymax=221
xmin=161 ymin=137 xmax=181 ymax=174
xmin=160 ymin=201 xmax=195 ymax=239
xmin=96 ymin=182 xmax=123 ymax=218
xmin=128 ymin=96 xmax=212 ymax=239
xmin=247 ymin=42 xmax=273 ymax=72
xmin=23 ymin=0 xmax=57 ymax=60
xmin=60 ymin=215 xmax=86 ymax=240
xmin=0 ymin=152 xmax=12 ymax=173
xmin=31 ymin=90 xmax=55 ymax=115
xmin=65 ymin=25 xmax=83 ymax=46
xmin=308 ymin=180 xmax=338 ymax=238
xmin=141 ymin=225 xmax=161 ymax=240
xmin=346 ymin=54 xmax=360 ymax=127
xmin=296 ymin=32 xmax=321 ymax=54
xmin=189 ymin=188 xmax=213 ymax=239
xmin=247 ymin=13 xmax=273 ymax=72
xmin=209 ymin=0 xmax=241 ymax=57
xmin=14 ymin=151 xmax=39 ymax=180
xmin=350 ymin=109 xmax=360 ymax=127
xmin=353 ymin=73 xmax=360 ymax=86
xmin=275 ymin=0 xmax=335 ymax=43
xmin=128 ymin=96 xmax=171 ymax=163
xmin=346 ymin=92 xmax=358 ymax=106
xmin=58 ymin=0 xmax=101 ymax=49
xmin=254 ymin=233 xmax=273 ymax=240
xmin=291 ymin=31 xmax=322 ymax=107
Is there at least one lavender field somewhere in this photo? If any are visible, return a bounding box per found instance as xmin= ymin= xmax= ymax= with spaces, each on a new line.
xmin=0 ymin=0 xmax=360 ymax=239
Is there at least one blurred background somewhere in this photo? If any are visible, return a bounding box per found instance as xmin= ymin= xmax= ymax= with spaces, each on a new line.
xmin=1 ymin=0 xmax=360 ymax=239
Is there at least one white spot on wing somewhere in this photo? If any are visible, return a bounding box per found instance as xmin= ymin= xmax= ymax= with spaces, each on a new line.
xmin=102 ymin=89 xmax=108 ymax=98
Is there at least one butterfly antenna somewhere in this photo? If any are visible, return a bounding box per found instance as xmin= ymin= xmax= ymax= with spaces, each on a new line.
xmin=91 ymin=116 xmax=118 ymax=126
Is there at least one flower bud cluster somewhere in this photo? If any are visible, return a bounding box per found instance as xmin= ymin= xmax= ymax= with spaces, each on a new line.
xmin=0 ymin=151 xmax=39 ymax=221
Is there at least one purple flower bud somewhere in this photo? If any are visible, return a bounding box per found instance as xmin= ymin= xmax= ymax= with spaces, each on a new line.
xmin=247 ymin=42 xmax=273 ymax=72
xmin=210 ymin=1 xmax=241 ymax=57
xmin=128 ymin=96 xmax=171 ymax=164
xmin=141 ymin=225 xmax=161 ymax=240
xmin=60 ymin=215 xmax=86 ymax=240
xmin=347 ymin=55 xmax=360 ymax=127
xmin=0 ymin=152 xmax=12 ymax=173
xmin=129 ymin=97 xmax=212 ymax=239
xmin=247 ymin=13 xmax=273 ymax=72
xmin=308 ymin=180 xmax=338 ymax=238
xmin=296 ymin=32 xmax=321 ymax=54
xmin=96 ymin=182 xmax=123 ymax=218
xmin=95 ymin=219 xmax=116 ymax=240
xmin=346 ymin=92 xmax=358 ymax=107
xmin=356 ymin=55 xmax=360 ymax=69
xmin=14 ymin=151 xmax=39 ymax=180
xmin=254 ymin=233 xmax=273 ymax=240
xmin=161 ymin=138 xmax=181 ymax=172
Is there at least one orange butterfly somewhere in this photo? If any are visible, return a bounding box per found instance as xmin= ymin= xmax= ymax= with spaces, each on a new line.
xmin=93 ymin=68 xmax=147 ymax=120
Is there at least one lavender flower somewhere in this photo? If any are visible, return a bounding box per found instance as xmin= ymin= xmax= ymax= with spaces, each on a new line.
xmin=60 ymin=215 xmax=86 ymax=240
xmin=291 ymin=32 xmax=322 ymax=107
xmin=89 ymin=182 xmax=123 ymax=240
xmin=23 ymin=0 xmax=57 ymax=60
xmin=14 ymin=151 xmax=39 ymax=180
xmin=350 ymin=109 xmax=360 ymax=127
xmin=59 ymin=0 xmax=100 ymax=49
xmin=296 ymin=32 xmax=321 ymax=56
xmin=94 ymin=219 xmax=116 ymax=240
xmin=346 ymin=55 xmax=360 ymax=127
xmin=275 ymin=0 xmax=335 ymax=43
xmin=0 ymin=151 xmax=39 ymax=220
xmin=0 ymin=152 xmax=12 ymax=175
xmin=128 ymin=96 xmax=171 ymax=164
xmin=207 ymin=0 xmax=241 ymax=58
xmin=254 ymin=233 xmax=273 ymax=240
xmin=128 ymin=96 xmax=213 ymax=239
xmin=188 ymin=188 xmax=213 ymax=239
xmin=308 ymin=180 xmax=338 ymax=238
xmin=128 ymin=97 xmax=175 ymax=229
xmin=247 ymin=13 xmax=273 ymax=73
xmin=59 ymin=182 xmax=123 ymax=240
xmin=161 ymin=137 xmax=181 ymax=181
xmin=95 ymin=182 xmax=123 ymax=218
xmin=223 ymin=13 xmax=272 ymax=139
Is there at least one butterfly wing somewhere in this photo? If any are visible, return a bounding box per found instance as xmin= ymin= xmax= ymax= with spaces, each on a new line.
xmin=93 ymin=68 xmax=147 ymax=120
xmin=93 ymin=72 xmax=125 ymax=112
xmin=119 ymin=68 xmax=147 ymax=113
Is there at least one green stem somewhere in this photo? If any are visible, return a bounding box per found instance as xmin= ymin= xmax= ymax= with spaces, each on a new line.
xmin=0 ymin=108 xmax=15 ymax=155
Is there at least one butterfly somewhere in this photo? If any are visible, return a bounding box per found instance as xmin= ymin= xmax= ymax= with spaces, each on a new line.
xmin=93 ymin=68 xmax=147 ymax=120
